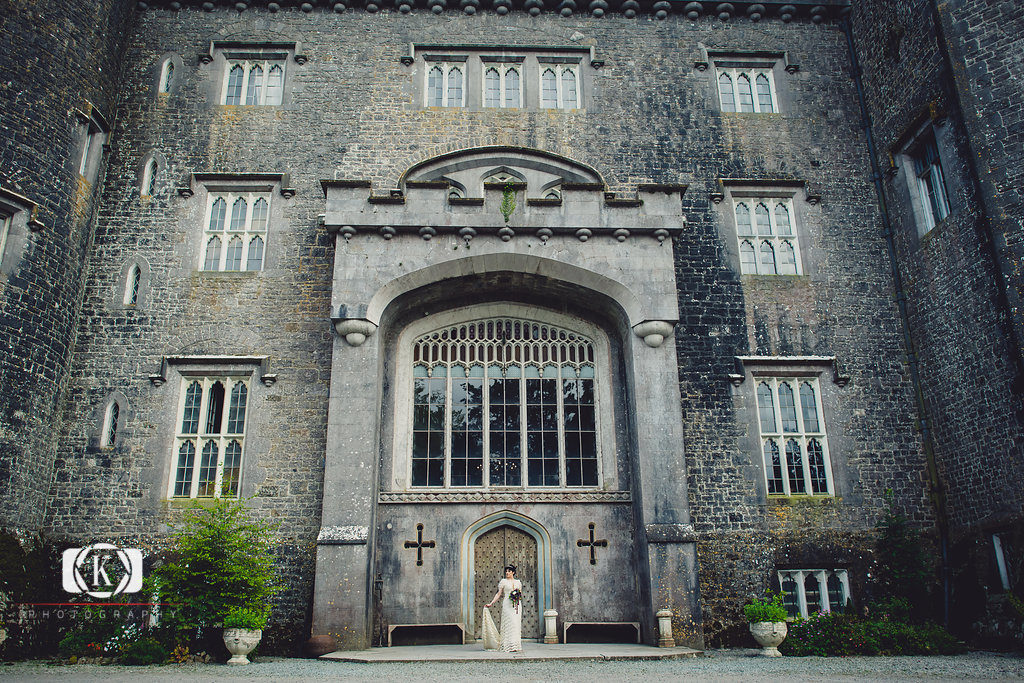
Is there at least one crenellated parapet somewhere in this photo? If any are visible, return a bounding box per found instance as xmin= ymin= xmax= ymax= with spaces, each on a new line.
xmin=321 ymin=179 xmax=687 ymax=243
xmin=135 ymin=0 xmax=850 ymax=23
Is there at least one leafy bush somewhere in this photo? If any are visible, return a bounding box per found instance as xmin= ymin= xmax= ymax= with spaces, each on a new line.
xmin=120 ymin=636 xmax=168 ymax=665
xmin=223 ymin=607 xmax=267 ymax=630
xmin=743 ymin=592 xmax=789 ymax=623
xmin=149 ymin=498 xmax=279 ymax=642
xmin=781 ymin=610 xmax=967 ymax=656
xmin=58 ymin=607 xmax=135 ymax=658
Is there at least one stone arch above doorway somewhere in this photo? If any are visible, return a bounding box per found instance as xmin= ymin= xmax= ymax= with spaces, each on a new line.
xmin=460 ymin=510 xmax=552 ymax=638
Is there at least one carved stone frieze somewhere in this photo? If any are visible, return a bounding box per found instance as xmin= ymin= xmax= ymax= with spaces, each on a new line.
xmin=378 ymin=490 xmax=631 ymax=504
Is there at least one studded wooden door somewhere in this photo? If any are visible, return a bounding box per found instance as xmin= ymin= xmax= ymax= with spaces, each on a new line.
xmin=473 ymin=525 xmax=539 ymax=639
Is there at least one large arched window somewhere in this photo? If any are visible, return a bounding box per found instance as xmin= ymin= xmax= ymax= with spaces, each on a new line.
xmin=397 ymin=309 xmax=612 ymax=490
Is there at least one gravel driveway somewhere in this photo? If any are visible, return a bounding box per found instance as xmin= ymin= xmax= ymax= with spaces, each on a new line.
xmin=1 ymin=649 xmax=1022 ymax=681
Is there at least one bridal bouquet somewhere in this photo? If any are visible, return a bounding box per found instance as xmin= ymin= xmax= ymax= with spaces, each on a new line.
xmin=509 ymin=588 xmax=523 ymax=613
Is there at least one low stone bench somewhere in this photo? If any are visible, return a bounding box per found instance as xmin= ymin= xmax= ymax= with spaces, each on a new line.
xmin=387 ymin=623 xmax=466 ymax=646
xmin=562 ymin=621 xmax=641 ymax=644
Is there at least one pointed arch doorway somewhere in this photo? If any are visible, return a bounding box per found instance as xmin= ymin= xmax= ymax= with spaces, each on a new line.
xmin=462 ymin=511 xmax=552 ymax=642
xmin=473 ymin=525 xmax=539 ymax=639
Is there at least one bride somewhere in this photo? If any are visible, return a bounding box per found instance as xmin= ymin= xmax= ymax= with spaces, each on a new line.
xmin=485 ymin=564 xmax=523 ymax=652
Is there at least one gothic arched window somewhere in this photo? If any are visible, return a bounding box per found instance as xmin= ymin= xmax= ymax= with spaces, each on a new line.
xmin=202 ymin=192 xmax=271 ymax=271
xmin=172 ymin=376 xmax=249 ymax=498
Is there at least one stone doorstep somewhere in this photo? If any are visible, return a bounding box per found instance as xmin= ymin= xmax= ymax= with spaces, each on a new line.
xmin=320 ymin=643 xmax=702 ymax=663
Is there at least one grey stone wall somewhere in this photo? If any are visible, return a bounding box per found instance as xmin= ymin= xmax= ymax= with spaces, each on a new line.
xmin=848 ymin=0 xmax=1024 ymax=640
xmin=849 ymin=0 xmax=1024 ymax=538
xmin=43 ymin=3 xmax=935 ymax=649
xmin=0 ymin=0 xmax=135 ymax=533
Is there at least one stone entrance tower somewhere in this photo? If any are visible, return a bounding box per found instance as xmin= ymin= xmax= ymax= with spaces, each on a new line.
xmin=312 ymin=147 xmax=703 ymax=650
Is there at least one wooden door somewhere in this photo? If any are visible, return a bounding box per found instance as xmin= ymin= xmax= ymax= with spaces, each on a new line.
xmin=473 ymin=525 xmax=539 ymax=638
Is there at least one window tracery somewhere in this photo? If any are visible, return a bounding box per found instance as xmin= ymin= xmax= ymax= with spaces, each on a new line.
xmin=408 ymin=317 xmax=601 ymax=489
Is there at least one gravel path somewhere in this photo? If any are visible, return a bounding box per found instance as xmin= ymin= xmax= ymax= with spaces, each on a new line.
xmin=1 ymin=650 xmax=1022 ymax=681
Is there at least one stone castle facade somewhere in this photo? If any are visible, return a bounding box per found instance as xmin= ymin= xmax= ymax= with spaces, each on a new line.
xmin=1 ymin=0 xmax=1021 ymax=651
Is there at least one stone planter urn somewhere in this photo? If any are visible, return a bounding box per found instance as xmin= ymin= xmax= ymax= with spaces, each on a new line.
xmin=749 ymin=621 xmax=787 ymax=657
xmin=224 ymin=628 xmax=263 ymax=665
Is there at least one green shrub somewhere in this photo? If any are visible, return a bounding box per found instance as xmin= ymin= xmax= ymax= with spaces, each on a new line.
xmin=149 ymin=499 xmax=279 ymax=630
xmin=780 ymin=610 xmax=967 ymax=656
xmin=875 ymin=494 xmax=931 ymax=614
xmin=120 ymin=637 xmax=168 ymax=665
xmin=149 ymin=498 xmax=280 ymax=643
xmin=223 ymin=606 xmax=268 ymax=630
xmin=58 ymin=607 xmax=133 ymax=658
xmin=743 ymin=592 xmax=789 ymax=623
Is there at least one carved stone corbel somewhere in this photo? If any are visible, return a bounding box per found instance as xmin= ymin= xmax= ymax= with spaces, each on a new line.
xmin=632 ymin=321 xmax=675 ymax=348
xmin=335 ymin=318 xmax=378 ymax=347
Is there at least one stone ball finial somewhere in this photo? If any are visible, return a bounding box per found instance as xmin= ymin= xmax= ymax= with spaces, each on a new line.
xmin=684 ymin=1 xmax=702 ymax=19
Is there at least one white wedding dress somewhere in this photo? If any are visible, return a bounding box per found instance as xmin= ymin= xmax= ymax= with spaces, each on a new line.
xmin=497 ymin=577 xmax=523 ymax=652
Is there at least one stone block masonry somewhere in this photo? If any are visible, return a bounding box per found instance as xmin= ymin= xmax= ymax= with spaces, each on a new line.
xmin=0 ymin=0 xmax=970 ymax=651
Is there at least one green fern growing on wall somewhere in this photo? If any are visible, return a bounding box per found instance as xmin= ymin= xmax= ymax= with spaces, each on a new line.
xmin=500 ymin=181 xmax=516 ymax=224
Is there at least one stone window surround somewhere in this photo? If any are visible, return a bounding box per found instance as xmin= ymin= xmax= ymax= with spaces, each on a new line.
xmin=711 ymin=179 xmax=819 ymax=278
xmin=201 ymin=189 xmax=272 ymax=271
xmin=198 ymin=41 xmax=307 ymax=108
xmin=777 ymin=568 xmax=851 ymax=619
xmin=891 ymin=115 xmax=959 ymax=240
xmin=0 ymin=187 xmax=44 ymax=278
xmin=424 ymin=58 xmax=467 ymax=107
xmin=137 ymin=150 xmax=168 ymax=198
xmin=717 ymin=66 xmax=778 ymax=114
xmin=115 ymin=256 xmax=150 ymax=310
xmin=729 ymin=356 xmax=850 ymax=499
xmin=176 ymin=172 xmax=295 ymax=274
xmin=156 ymin=53 xmax=182 ymax=97
xmin=733 ymin=195 xmax=801 ymax=275
xmin=75 ymin=103 xmax=110 ymax=183
xmin=406 ymin=44 xmax=600 ymax=112
xmin=151 ymin=356 xmax=277 ymax=501
xmin=755 ymin=375 xmax=833 ymax=497
xmin=170 ymin=374 xmax=250 ymax=499
xmin=482 ymin=59 xmax=524 ymax=109
xmin=391 ymin=303 xmax=618 ymax=492
xmin=86 ymin=390 xmax=128 ymax=453
xmin=695 ymin=45 xmax=798 ymax=115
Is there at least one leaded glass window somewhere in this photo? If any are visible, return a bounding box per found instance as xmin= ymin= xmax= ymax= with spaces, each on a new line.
xmin=912 ymin=133 xmax=950 ymax=233
xmin=483 ymin=66 xmax=522 ymax=108
xmin=202 ymin=192 xmax=270 ymax=271
xmin=540 ymin=65 xmax=579 ymax=110
xmin=102 ymin=402 xmax=119 ymax=448
xmin=172 ymin=376 xmax=249 ymax=498
xmin=734 ymin=198 xmax=800 ymax=275
xmin=224 ymin=60 xmax=284 ymax=105
xmin=160 ymin=60 xmax=174 ymax=94
xmin=426 ymin=63 xmax=465 ymax=107
xmin=125 ymin=264 xmax=142 ymax=306
xmin=717 ymin=67 xmax=777 ymax=113
xmin=777 ymin=569 xmax=850 ymax=618
xmin=754 ymin=377 xmax=832 ymax=496
xmin=410 ymin=318 xmax=600 ymax=489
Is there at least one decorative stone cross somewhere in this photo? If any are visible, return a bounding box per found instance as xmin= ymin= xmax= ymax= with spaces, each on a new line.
xmin=404 ymin=523 xmax=436 ymax=566
xmin=576 ymin=522 xmax=608 ymax=565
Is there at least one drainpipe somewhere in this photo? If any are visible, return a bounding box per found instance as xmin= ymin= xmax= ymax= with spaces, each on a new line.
xmin=840 ymin=17 xmax=951 ymax=626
